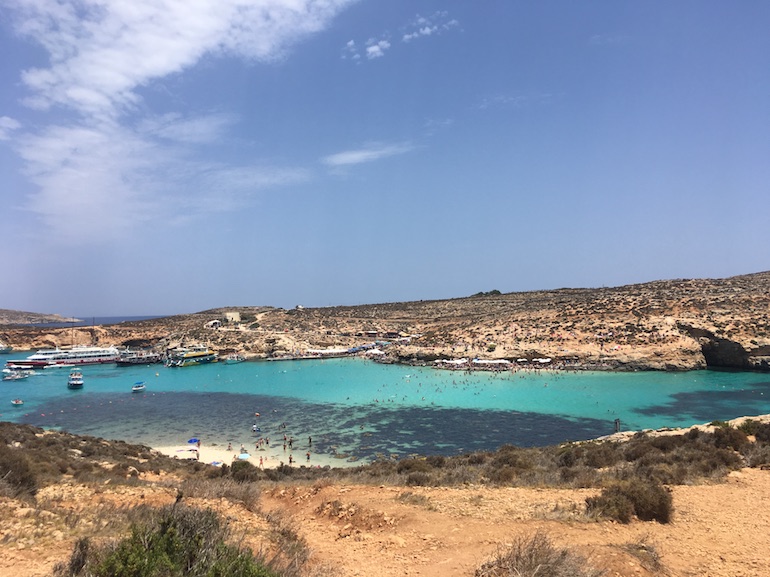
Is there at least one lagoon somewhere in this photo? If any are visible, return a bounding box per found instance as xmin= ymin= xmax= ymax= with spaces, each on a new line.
xmin=3 ymin=358 xmax=770 ymax=464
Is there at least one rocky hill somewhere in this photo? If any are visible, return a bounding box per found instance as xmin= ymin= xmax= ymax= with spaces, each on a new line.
xmin=0 ymin=309 xmax=78 ymax=325
xmin=2 ymin=271 xmax=770 ymax=371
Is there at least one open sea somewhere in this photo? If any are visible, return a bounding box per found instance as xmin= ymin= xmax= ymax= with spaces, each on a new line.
xmin=3 ymin=357 xmax=770 ymax=465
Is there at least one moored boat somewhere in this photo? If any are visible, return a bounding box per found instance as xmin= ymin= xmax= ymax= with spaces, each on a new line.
xmin=117 ymin=348 xmax=163 ymax=366
xmin=165 ymin=344 xmax=218 ymax=367
xmin=2 ymin=371 xmax=30 ymax=381
xmin=131 ymin=381 xmax=146 ymax=393
xmin=67 ymin=369 xmax=84 ymax=389
xmin=224 ymin=353 xmax=246 ymax=364
xmin=11 ymin=398 xmax=23 ymax=406
xmin=6 ymin=345 xmax=120 ymax=369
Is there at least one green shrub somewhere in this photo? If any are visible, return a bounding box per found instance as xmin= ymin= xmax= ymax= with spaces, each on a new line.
xmin=230 ymin=459 xmax=260 ymax=483
xmin=53 ymin=504 xmax=278 ymax=577
xmin=737 ymin=419 xmax=761 ymax=436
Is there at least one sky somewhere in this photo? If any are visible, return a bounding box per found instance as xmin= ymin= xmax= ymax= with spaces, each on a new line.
xmin=1 ymin=1 xmax=769 ymax=316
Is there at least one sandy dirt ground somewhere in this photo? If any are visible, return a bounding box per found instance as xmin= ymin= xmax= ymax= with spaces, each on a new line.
xmin=2 ymin=467 xmax=770 ymax=577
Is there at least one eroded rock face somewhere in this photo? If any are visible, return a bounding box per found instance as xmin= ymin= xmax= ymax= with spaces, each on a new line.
xmin=680 ymin=325 xmax=755 ymax=369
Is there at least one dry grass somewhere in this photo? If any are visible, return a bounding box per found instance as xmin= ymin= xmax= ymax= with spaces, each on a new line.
xmin=474 ymin=531 xmax=604 ymax=577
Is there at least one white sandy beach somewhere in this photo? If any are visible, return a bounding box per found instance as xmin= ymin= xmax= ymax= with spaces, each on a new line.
xmin=153 ymin=413 xmax=770 ymax=469
xmin=153 ymin=441 xmax=364 ymax=470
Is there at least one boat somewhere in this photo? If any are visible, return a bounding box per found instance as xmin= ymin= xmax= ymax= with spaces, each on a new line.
xmin=11 ymin=399 xmax=23 ymax=406
xmin=224 ymin=353 xmax=245 ymax=364
xmin=2 ymin=371 xmax=30 ymax=381
xmin=165 ymin=344 xmax=218 ymax=367
xmin=117 ymin=348 xmax=163 ymax=366
xmin=67 ymin=369 xmax=84 ymax=389
xmin=6 ymin=345 xmax=120 ymax=369
xmin=0 ymin=340 xmax=12 ymax=354
xmin=131 ymin=382 xmax=146 ymax=393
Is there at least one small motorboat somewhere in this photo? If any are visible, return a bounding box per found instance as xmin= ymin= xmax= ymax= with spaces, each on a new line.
xmin=11 ymin=399 xmax=24 ymax=406
xmin=225 ymin=353 xmax=246 ymax=364
xmin=67 ymin=369 xmax=84 ymax=389
xmin=131 ymin=382 xmax=146 ymax=393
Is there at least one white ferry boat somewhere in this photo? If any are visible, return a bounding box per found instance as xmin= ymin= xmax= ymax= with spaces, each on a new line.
xmin=6 ymin=345 xmax=120 ymax=368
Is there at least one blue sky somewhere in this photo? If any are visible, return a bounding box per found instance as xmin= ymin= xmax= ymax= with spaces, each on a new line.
xmin=1 ymin=1 xmax=769 ymax=316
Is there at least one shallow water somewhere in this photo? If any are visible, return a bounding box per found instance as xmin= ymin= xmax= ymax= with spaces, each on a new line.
xmin=3 ymin=358 xmax=769 ymax=463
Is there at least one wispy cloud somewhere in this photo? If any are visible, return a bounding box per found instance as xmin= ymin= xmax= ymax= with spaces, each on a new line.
xmin=0 ymin=116 xmax=21 ymax=140
xmin=3 ymin=0 xmax=356 ymax=244
xmin=322 ymin=142 xmax=414 ymax=167
xmin=138 ymin=113 xmax=237 ymax=144
xmin=343 ymin=10 xmax=459 ymax=61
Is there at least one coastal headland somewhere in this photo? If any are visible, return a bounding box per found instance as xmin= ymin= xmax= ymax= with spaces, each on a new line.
xmin=4 ymin=273 xmax=770 ymax=576
xmin=3 ymin=271 xmax=770 ymax=371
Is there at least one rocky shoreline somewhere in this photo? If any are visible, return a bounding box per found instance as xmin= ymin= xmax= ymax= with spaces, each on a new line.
xmin=2 ymin=271 xmax=770 ymax=372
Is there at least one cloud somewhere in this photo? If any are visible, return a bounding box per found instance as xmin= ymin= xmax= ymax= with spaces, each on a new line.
xmin=365 ymin=39 xmax=391 ymax=59
xmin=12 ymin=0 xmax=357 ymax=120
xmin=322 ymin=142 xmax=414 ymax=167
xmin=402 ymin=12 xmax=459 ymax=42
xmin=139 ymin=112 xmax=237 ymax=144
xmin=343 ymin=10 xmax=458 ymax=61
xmin=3 ymin=0 xmax=356 ymax=245
xmin=0 ymin=116 xmax=22 ymax=140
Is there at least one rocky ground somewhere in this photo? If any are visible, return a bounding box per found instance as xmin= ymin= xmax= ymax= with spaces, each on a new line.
xmin=2 ymin=271 xmax=770 ymax=371
xmin=3 ymin=464 xmax=770 ymax=577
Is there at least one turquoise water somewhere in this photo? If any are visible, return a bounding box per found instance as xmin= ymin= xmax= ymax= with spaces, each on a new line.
xmin=3 ymin=358 xmax=770 ymax=464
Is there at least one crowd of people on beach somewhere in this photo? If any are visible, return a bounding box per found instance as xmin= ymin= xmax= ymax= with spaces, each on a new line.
xmin=219 ymin=420 xmax=315 ymax=468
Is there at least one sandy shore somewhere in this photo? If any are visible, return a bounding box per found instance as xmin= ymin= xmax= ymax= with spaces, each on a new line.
xmin=154 ymin=413 xmax=770 ymax=470
xmin=153 ymin=442 xmax=364 ymax=470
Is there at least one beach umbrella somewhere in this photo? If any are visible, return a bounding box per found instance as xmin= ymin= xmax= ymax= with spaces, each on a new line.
xmin=187 ymin=438 xmax=200 ymax=444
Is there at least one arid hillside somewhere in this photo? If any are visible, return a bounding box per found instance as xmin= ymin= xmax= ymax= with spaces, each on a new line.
xmin=2 ymin=271 xmax=770 ymax=371
xmin=3 ymin=419 xmax=770 ymax=577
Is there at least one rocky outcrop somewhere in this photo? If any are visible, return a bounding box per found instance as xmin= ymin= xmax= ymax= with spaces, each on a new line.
xmin=679 ymin=325 xmax=755 ymax=369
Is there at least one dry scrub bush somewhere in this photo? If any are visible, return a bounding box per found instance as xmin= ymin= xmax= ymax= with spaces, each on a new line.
xmin=0 ymin=443 xmax=38 ymax=498
xmin=586 ymin=478 xmax=673 ymax=524
xmin=622 ymin=533 xmax=665 ymax=574
xmin=475 ymin=531 xmax=603 ymax=577
xmin=264 ymin=509 xmax=311 ymax=577
xmin=180 ymin=476 xmax=261 ymax=511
